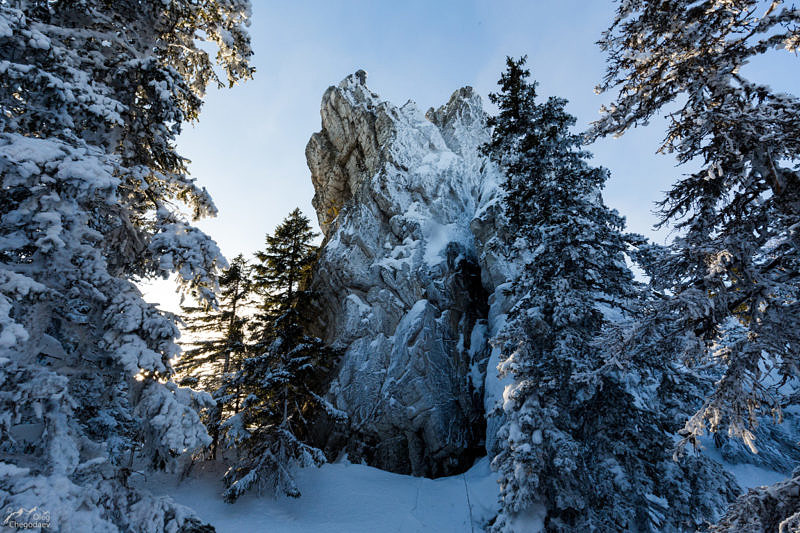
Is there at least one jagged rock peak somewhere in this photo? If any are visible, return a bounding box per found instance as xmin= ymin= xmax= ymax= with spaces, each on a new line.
xmin=305 ymin=71 xmax=387 ymax=235
xmin=305 ymin=73 xmax=513 ymax=477
xmin=425 ymin=86 xmax=486 ymax=159
xmin=305 ymin=73 xmax=489 ymax=236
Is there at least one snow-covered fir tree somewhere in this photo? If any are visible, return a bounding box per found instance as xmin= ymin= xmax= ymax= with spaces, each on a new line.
xmin=593 ymin=2 xmax=800 ymax=528
xmin=483 ymin=57 xmax=738 ymax=532
xmin=593 ymin=0 xmax=800 ymax=445
xmin=223 ymin=209 xmax=341 ymax=501
xmin=0 ymin=1 xmax=252 ymax=530
xmin=177 ymin=255 xmax=251 ymax=460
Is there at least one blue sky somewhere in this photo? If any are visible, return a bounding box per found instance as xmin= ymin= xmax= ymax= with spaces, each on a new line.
xmin=143 ymin=0 xmax=799 ymax=309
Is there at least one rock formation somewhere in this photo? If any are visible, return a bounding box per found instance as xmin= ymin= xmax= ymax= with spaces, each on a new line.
xmin=305 ymin=71 xmax=515 ymax=476
xmin=303 ymin=70 xmax=800 ymax=485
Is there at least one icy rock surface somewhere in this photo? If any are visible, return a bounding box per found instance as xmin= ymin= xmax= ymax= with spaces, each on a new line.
xmin=306 ymin=71 xmax=515 ymax=476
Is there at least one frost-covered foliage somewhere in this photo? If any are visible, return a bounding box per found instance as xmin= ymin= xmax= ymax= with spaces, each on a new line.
xmin=593 ymin=0 xmax=800 ymax=449
xmin=223 ymin=209 xmax=340 ymax=501
xmin=0 ymin=1 xmax=252 ymax=530
xmin=484 ymin=57 xmax=738 ymax=532
xmin=709 ymin=467 xmax=800 ymax=533
xmin=177 ymin=255 xmax=251 ymax=460
xmin=593 ymin=1 xmax=800 ymax=526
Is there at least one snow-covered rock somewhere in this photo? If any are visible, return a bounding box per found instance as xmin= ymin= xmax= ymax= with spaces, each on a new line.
xmin=306 ymin=71 xmax=515 ymax=476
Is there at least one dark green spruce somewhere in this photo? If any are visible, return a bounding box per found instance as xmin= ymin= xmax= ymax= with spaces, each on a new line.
xmin=222 ymin=208 xmax=341 ymax=501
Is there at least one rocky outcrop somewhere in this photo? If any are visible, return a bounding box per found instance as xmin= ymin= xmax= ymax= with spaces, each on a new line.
xmin=305 ymin=71 xmax=516 ymax=476
xmin=306 ymin=70 xmax=385 ymax=235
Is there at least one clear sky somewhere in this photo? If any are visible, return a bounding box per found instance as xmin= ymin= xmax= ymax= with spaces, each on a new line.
xmin=142 ymin=0 xmax=800 ymax=310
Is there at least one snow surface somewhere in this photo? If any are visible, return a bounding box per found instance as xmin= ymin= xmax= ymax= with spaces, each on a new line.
xmin=699 ymin=435 xmax=791 ymax=490
xmin=142 ymin=457 xmax=500 ymax=533
xmin=138 ymin=436 xmax=795 ymax=533
xmin=138 ymin=441 xmax=793 ymax=533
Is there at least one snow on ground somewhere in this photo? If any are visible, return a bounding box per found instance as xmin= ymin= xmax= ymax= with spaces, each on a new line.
xmin=699 ymin=435 xmax=791 ymax=490
xmin=142 ymin=457 xmax=499 ymax=533
xmin=141 ymin=443 xmax=790 ymax=533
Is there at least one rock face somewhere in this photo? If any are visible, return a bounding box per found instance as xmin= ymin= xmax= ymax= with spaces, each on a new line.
xmin=305 ymin=71 xmax=516 ymax=476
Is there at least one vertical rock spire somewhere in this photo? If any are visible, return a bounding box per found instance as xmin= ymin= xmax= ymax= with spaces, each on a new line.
xmin=305 ymin=73 xmax=515 ymax=476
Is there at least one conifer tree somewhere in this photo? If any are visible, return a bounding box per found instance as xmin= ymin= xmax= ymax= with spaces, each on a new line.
xmin=177 ymin=254 xmax=251 ymax=460
xmin=483 ymin=57 xmax=737 ymax=532
xmin=248 ymin=208 xmax=318 ymax=353
xmin=0 ymin=1 xmax=252 ymax=530
xmin=593 ymin=0 xmax=800 ymax=446
xmin=593 ymin=3 xmax=800 ymax=528
xmin=223 ymin=209 xmax=341 ymax=501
